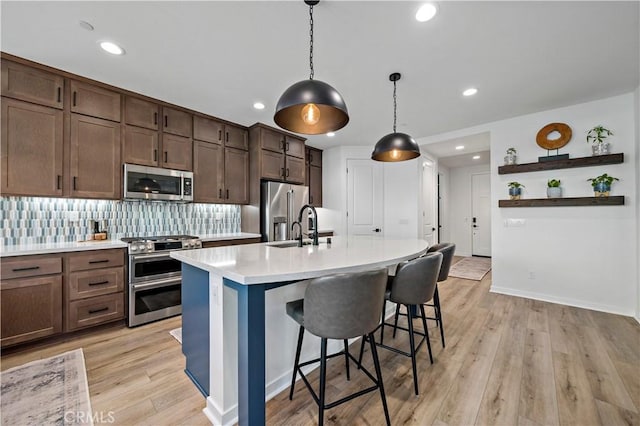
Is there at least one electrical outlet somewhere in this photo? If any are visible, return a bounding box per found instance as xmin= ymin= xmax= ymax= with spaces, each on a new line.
xmin=505 ymin=218 xmax=526 ymax=227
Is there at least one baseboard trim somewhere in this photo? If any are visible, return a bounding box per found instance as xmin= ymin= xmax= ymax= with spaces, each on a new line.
xmin=490 ymin=285 xmax=635 ymax=317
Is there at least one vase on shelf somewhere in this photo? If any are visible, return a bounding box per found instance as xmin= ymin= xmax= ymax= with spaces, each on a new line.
xmin=591 ymin=142 xmax=610 ymax=156
xmin=546 ymin=187 xmax=562 ymax=198
xmin=593 ymin=182 xmax=610 ymax=197
xmin=504 ymin=154 xmax=517 ymax=165
xmin=508 ymin=187 xmax=522 ymax=200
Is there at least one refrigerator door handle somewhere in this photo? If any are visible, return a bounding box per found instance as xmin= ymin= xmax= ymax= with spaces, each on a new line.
xmin=286 ymin=189 xmax=291 ymax=240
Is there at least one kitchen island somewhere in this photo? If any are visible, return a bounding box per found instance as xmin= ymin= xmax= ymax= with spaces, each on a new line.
xmin=171 ymin=236 xmax=428 ymax=426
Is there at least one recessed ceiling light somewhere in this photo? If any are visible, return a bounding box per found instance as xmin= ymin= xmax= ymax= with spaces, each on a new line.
xmin=416 ymin=3 xmax=438 ymax=22
xmin=455 ymin=145 xmax=464 ymax=150
xmin=99 ymin=41 xmax=125 ymax=55
xmin=463 ymin=88 xmax=478 ymax=96
xmin=79 ymin=21 xmax=94 ymax=31
xmin=253 ymin=102 xmax=265 ymax=110
xmin=473 ymin=155 xmax=480 ymax=160
xmin=327 ymin=132 xmax=335 ymax=137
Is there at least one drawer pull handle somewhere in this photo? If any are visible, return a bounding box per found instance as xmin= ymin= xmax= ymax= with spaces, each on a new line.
xmin=12 ymin=266 xmax=40 ymax=272
xmin=72 ymin=91 xmax=77 ymax=106
xmin=154 ymin=149 xmax=158 ymax=162
xmin=57 ymin=87 xmax=62 ymax=103
xmin=226 ymin=132 xmax=229 ymax=142
xmin=226 ymin=189 xmax=229 ymax=199
xmin=88 ymin=280 xmax=110 ymax=286
xmin=154 ymin=112 xmax=158 ymax=125
xmin=73 ymin=176 xmax=77 ymax=190
xmin=164 ymin=151 xmax=168 ymax=163
xmin=88 ymin=259 xmax=109 ymax=264
xmin=57 ymin=175 xmax=62 ymax=190
xmin=219 ymin=188 xmax=222 ymax=198
xmin=218 ymin=130 xmax=222 ymax=141
xmin=164 ymin=115 xmax=168 ymax=127
xmin=88 ymin=307 xmax=109 ymax=314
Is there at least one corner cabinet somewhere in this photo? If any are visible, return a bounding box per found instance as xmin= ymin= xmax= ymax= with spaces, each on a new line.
xmin=498 ymin=153 xmax=625 ymax=207
xmin=193 ymin=116 xmax=249 ymax=204
xmin=306 ymin=146 xmax=323 ymax=207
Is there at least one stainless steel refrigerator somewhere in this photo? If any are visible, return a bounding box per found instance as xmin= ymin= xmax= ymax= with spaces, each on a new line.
xmin=261 ymin=181 xmax=309 ymax=242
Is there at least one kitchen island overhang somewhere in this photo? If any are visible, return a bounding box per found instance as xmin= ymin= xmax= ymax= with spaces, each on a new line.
xmin=171 ymin=236 xmax=428 ymax=426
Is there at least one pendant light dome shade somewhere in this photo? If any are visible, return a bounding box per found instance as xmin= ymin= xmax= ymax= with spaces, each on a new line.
xmin=274 ymin=79 xmax=349 ymax=134
xmin=371 ymin=72 xmax=420 ymax=162
xmin=371 ymin=132 xmax=421 ymax=161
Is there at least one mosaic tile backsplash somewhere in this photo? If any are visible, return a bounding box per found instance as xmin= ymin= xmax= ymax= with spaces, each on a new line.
xmin=1 ymin=197 xmax=241 ymax=246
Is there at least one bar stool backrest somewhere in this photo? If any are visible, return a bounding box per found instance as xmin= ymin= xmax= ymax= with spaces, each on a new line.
xmin=304 ymin=269 xmax=388 ymax=340
xmin=427 ymin=243 xmax=456 ymax=282
xmin=389 ymin=252 xmax=443 ymax=305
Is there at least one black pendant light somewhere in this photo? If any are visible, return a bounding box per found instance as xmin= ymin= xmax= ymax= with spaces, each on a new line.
xmin=371 ymin=73 xmax=420 ymax=162
xmin=274 ymin=0 xmax=349 ymax=135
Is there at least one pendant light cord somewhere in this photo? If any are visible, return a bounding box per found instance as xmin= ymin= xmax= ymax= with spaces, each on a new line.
xmin=393 ymin=80 xmax=397 ymax=133
xmin=309 ymin=4 xmax=314 ymax=80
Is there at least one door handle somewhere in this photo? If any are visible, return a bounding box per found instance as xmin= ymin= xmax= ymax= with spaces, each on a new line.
xmin=373 ymin=228 xmax=381 ymax=233
xmin=219 ymin=188 xmax=223 ymax=198
xmin=154 ymin=112 xmax=158 ymax=125
xmin=432 ymin=227 xmax=436 ymax=231
xmin=226 ymin=189 xmax=229 ymax=199
xmin=72 ymin=91 xmax=77 ymax=106
xmin=164 ymin=151 xmax=168 ymax=163
xmin=164 ymin=115 xmax=168 ymax=128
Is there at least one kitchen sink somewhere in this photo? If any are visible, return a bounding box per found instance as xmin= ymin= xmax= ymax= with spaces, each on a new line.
xmin=269 ymin=240 xmax=315 ymax=248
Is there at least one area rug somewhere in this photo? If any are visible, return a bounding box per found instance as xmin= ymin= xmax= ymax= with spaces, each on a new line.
xmin=169 ymin=328 xmax=182 ymax=344
xmin=448 ymin=256 xmax=492 ymax=281
xmin=1 ymin=348 xmax=93 ymax=425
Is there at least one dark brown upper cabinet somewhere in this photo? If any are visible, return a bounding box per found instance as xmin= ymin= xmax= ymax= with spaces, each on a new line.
xmin=224 ymin=147 xmax=249 ymax=204
xmin=1 ymin=60 xmax=64 ymax=109
xmin=125 ymin=96 xmax=159 ymax=130
xmin=161 ymin=133 xmax=192 ymax=171
xmin=249 ymin=124 xmax=306 ymax=184
xmin=306 ymin=147 xmax=323 ymax=207
xmin=163 ymin=106 xmax=192 ymax=137
xmin=70 ymin=80 xmax=121 ymax=122
xmin=123 ymin=126 xmax=159 ymax=167
xmin=194 ymin=116 xmax=248 ymax=150
xmin=1 ymin=98 xmax=63 ymax=197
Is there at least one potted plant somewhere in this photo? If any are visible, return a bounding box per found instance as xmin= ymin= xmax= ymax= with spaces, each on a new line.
xmin=586 ymin=125 xmax=613 ymax=156
xmin=587 ymin=173 xmax=619 ymax=197
xmin=508 ymin=182 xmax=525 ymax=200
xmin=504 ymin=147 xmax=517 ymax=165
xmin=547 ymin=179 xmax=562 ymax=198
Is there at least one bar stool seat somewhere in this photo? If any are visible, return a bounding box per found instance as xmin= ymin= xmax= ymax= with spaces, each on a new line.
xmin=286 ymin=269 xmax=391 ymax=426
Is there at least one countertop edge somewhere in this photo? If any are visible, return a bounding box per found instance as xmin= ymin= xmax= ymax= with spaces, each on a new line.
xmin=199 ymin=233 xmax=262 ymax=242
xmin=1 ymin=241 xmax=128 ymax=257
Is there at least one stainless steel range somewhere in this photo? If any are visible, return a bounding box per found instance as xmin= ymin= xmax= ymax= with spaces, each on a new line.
xmin=122 ymin=235 xmax=202 ymax=327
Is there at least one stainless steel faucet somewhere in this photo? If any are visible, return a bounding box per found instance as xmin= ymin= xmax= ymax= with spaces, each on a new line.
xmin=297 ymin=204 xmax=319 ymax=246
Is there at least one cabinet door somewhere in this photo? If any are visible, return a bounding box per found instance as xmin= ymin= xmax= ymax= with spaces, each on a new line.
xmin=225 ymin=147 xmax=249 ymax=204
xmin=125 ymin=96 xmax=159 ymax=130
xmin=70 ymin=80 xmax=121 ymax=122
xmin=1 ymin=275 xmax=62 ymax=347
xmin=70 ymin=114 xmax=121 ymax=199
xmin=225 ymin=124 xmax=249 ymax=151
xmin=161 ymin=134 xmax=193 ymax=171
xmin=261 ymin=149 xmax=285 ymax=181
xmin=194 ymin=115 xmax=223 ymax=144
xmin=163 ymin=107 xmax=192 ymax=137
xmin=1 ymin=98 xmax=63 ymax=196
xmin=308 ymin=147 xmax=322 ymax=167
xmin=260 ymin=128 xmax=284 ymax=153
xmin=1 ymin=61 xmax=64 ymax=109
xmin=309 ymin=165 xmax=323 ymax=207
xmin=286 ymin=156 xmax=305 ymax=184
xmin=123 ymin=125 xmax=159 ymax=167
xmin=285 ymin=136 xmax=305 ymax=159
xmin=193 ymin=141 xmax=224 ymax=203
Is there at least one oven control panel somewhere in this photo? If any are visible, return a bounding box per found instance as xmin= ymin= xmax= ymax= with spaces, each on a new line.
xmin=128 ymin=238 xmax=202 ymax=254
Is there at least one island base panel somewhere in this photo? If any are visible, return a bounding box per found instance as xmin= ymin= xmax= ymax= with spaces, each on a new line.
xmin=182 ymin=264 xmax=210 ymax=396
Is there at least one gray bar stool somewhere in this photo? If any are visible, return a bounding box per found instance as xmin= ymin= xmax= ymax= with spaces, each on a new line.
xmin=359 ymin=252 xmax=443 ymax=395
xmin=286 ymin=269 xmax=390 ymax=425
xmin=391 ymin=242 xmax=455 ymax=348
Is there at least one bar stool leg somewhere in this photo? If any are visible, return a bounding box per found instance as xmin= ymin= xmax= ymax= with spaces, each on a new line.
xmin=343 ymin=339 xmax=351 ymax=380
xmin=356 ymin=335 xmax=366 ymax=369
xmin=392 ymin=304 xmax=401 ymax=338
xmin=406 ymin=304 xmax=419 ymax=395
xmin=289 ymin=325 xmax=305 ymax=400
xmin=318 ymin=338 xmax=328 ymax=425
xmin=419 ymin=304 xmax=434 ymax=364
xmin=379 ymin=302 xmax=387 ymax=345
xmin=368 ymin=332 xmax=391 ymax=426
xmin=434 ymin=285 xmax=446 ymax=347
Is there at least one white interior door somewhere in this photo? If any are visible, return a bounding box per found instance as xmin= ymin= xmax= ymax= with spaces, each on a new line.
xmin=472 ymin=172 xmax=491 ymax=256
xmin=422 ymin=158 xmax=436 ymax=246
xmin=347 ymin=159 xmax=383 ymax=236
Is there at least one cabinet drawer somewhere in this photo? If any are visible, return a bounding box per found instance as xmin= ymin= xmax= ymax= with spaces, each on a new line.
xmin=67 ymin=293 xmax=124 ymax=331
xmin=68 ymin=267 xmax=124 ymax=300
xmin=68 ymin=249 xmax=124 ymax=272
xmin=1 ymin=255 xmax=62 ymax=280
xmin=70 ymin=80 xmax=121 ymax=122
xmin=1 ymin=61 xmax=64 ymax=109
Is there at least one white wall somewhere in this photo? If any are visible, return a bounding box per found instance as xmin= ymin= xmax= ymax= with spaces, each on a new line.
xmin=438 ymin=165 xmax=451 ymax=244
xmin=447 ymin=164 xmax=491 ymax=257
xmin=319 ymin=145 xmax=421 ymax=239
xmin=420 ymin=93 xmax=638 ymax=316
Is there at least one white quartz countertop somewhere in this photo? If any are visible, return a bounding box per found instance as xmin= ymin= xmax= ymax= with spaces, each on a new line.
xmin=0 ymin=240 xmax=128 ymax=257
xmin=171 ymin=236 xmax=428 ymax=285
xmin=199 ymin=232 xmax=261 ymax=242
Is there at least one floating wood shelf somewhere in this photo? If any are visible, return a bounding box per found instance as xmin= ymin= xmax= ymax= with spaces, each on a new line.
xmin=498 ymin=153 xmax=624 ymax=175
xmin=499 ymin=196 xmax=625 ymax=207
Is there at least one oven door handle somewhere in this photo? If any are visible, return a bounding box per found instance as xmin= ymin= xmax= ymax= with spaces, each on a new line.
xmin=131 ymin=277 xmax=181 ymax=291
xmin=131 ymin=253 xmax=175 ymax=261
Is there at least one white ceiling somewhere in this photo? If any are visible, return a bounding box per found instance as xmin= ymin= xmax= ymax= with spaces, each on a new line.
xmin=422 ymin=131 xmax=491 ymax=168
xmin=2 ymin=1 xmax=638 ymax=151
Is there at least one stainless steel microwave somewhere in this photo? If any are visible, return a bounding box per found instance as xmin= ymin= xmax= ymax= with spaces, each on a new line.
xmin=124 ymin=164 xmax=193 ymax=202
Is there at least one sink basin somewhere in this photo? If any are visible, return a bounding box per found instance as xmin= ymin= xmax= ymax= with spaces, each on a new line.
xmin=269 ymin=240 xmax=313 ymax=248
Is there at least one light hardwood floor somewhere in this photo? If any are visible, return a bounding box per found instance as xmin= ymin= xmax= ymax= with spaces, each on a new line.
xmin=2 ymin=261 xmax=639 ymax=425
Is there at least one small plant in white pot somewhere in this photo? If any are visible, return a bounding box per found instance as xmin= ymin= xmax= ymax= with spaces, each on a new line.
xmin=504 ymin=147 xmax=517 ymax=165
xmin=508 ymin=182 xmax=524 ymax=200
xmin=586 ymin=125 xmax=613 ymax=156
xmin=546 ymin=179 xmax=562 ymax=198
xmin=587 ymin=173 xmax=619 ymax=197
